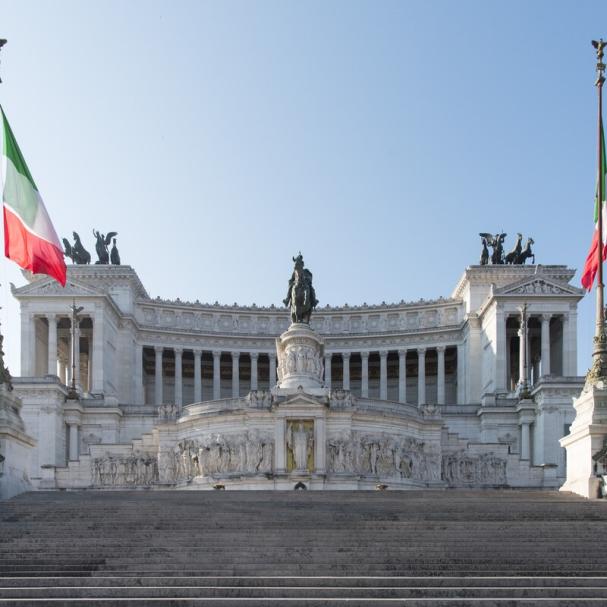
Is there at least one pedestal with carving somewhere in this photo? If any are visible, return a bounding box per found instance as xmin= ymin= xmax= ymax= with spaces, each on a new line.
xmin=274 ymin=323 xmax=326 ymax=396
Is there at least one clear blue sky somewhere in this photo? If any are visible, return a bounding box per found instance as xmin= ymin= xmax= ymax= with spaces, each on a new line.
xmin=0 ymin=0 xmax=604 ymax=375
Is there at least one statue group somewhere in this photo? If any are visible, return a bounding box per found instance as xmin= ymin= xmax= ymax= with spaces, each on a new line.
xmin=284 ymin=253 xmax=318 ymax=323
xmin=62 ymin=230 xmax=120 ymax=265
xmin=479 ymin=232 xmax=534 ymax=265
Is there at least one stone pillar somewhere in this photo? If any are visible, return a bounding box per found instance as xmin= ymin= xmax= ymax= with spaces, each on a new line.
xmin=275 ymin=418 xmax=286 ymax=473
xmin=174 ymin=348 xmax=183 ymax=407
xmin=231 ymin=352 xmax=240 ymax=397
xmin=567 ymin=310 xmax=578 ymax=376
xmin=72 ymin=324 xmax=81 ymax=390
xmin=47 ymin=314 xmax=58 ymax=376
xmin=91 ymin=308 xmax=104 ymax=393
xmin=269 ymin=353 xmax=277 ymax=388
xmin=314 ymin=417 xmax=326 ymax=474
xmin=457 ymin=342 xmax=465 ymax=404
xmin=193 ymin=349 xmax=202 ymax=402
xmin=417 ymin=348 xmax=426 ymax=405
xmin=20 ymin=310 xmax=35 ymax=377
xmin=324 ymin=353 xmax=332 ymax=389
xmin=68 ymin=423 xmax=79 ymax=461
xmin=520 ymin=422 xmax=531 ymax=460
xmin=398 ymin=349 xmax=407 ymax=403
xmin=250 ymin=352 xmax=259 ymax=391
xmin=518 ymin=310 xmax=529 ymax=392
xmin=213 ymin=351 xmax=221 ymax=400
xmin=495 ymin=307 xmax=507 ymax=392
xmin=342 ymin=353 xmax=350 ymax=390
xmin=134 ymin=343 xmax=144 ymax=404
xmin=540 ymin=314 xmax=551 ymax=377
xmin=379 ymin=351 xmax=388 ymax=401
xmin=361 ymin=351 xmax=369 ymax=398
xmin=437 ymin=346 xmax=446 ymax=406
xmin=154 ymin=346 xmax=163 ymax=405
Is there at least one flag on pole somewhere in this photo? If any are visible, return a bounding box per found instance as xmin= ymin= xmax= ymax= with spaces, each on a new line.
xmin=1 ymin=106 xmax=66 ymax=286
xmin=582 ymin=122 xmax=607 ymax=290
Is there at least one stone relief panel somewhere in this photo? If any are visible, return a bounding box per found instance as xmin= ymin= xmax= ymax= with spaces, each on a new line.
xmin=245 ymin=390 xmax=273 ymax=408
xmin=91 ymin=452 xmax=159 ymax=487
xmin=326 ymin=432 xmax=441 ymax=482
xmin=276 ymin=340 xmax=324 ymax=384
xmin=441 ymin=450 xmax=507 ymax=486
xmin=158 ymin=431 xmax=274 ymax=483
xmin=287 ymin=420 xmax=314 ymax=473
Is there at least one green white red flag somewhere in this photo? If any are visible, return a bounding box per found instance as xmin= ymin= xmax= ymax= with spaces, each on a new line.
xmin=1 ymin=106 xmax=66 ymax=286
xmin=582 ymin=121 xmax=607 ymax=290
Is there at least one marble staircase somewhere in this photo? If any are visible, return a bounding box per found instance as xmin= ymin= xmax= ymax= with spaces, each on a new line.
xmin=1 ymin=490 xmax=607 ymax=604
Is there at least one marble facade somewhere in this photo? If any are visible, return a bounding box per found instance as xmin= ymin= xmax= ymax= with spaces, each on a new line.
xmin=7 ymin=262 xmax=585 ymax=491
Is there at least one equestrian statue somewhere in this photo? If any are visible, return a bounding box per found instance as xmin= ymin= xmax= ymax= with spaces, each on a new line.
xmin=283 ymin=253 xmax=318 ymax=324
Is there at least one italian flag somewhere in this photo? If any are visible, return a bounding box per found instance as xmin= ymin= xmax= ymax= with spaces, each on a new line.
xmin=1 ymin=107 xmax=66 ymax=286
xmin=582 ymin=122 xmax=607 ymax=291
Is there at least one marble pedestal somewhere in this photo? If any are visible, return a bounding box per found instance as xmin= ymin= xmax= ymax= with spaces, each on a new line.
xmin=0 ymin=385 xmax=35 ymax=500
xmin=560 ymin=382 xmax=607 ymax=499
xmin=274 ymin=323 xmax=326 ymax=397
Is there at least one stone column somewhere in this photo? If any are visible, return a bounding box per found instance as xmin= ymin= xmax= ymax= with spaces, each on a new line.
xmin=361 ymin=351 xmax=369 ymax=398
xmin=250 ymin=352 xmax=259 ymax=391
xmin=314 ymin=417 xmax=326 ymax=474
xmin=134 ymin=343 xmax=144 ymax=404
xmin=417 ymin=348 xmax=426 ymax=405
xmin=91 ymin=308 xmax=104 ymax=393
xmin=540 ymin=314 xmax=551 ymax=377
xmin=398 ymin=349 xmax=407 ymax=403
xmin=269 ymin=353 xmax=277 ymax=388
xmin=437 ymin=346 xmax=446 ymax=405
xmin=154 ymin=346 xmax=163 ymax=405
xmin=47 ymin=314 xmax=58 ymax=376
xmin=20 ymin=310 xmax=35 ymax=377
xmin=324 ymin=353 xmax=332 ymax=389
xmin=72 ymin=324 xmax=81 ymax=390
xmin=379 ymin=351 xmax=388 ymax=401
xmin=457 ymin=342 xmax=465 ymax=404
xmin=518 ymin=310 xmax=529 ymax=392
xmin=520 ymin=422 xmax=531 ymax=460
xmin=342 ymin=353 xmax=350 ymax=390
xmin=68 ymin=423 xmax=79 ymax=461
xmin=193 ymin=349 xmax=202 ymax=402
xmin=275 ymin=418 xmax=286 ymax=473
xmin=213 ymin=351 xmax=221 ymax=400
xmin=174 ymin=348 xmax=183 ymax=407
xmin=495 ymin=307 xmax=507 ymax=392
xmin=567 ymin=310 xmax=578 ymax=376
xmin=231 ymin=352 xmax=240 ymax=397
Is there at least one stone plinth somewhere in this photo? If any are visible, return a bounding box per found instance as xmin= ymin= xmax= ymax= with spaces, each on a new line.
xmin=560 ymin=382 xmax=607 ymax=499
xmin=0 ymin=385 xmax=36 ymax=499
xmin=274 ymin=323 xmax=326 ymax=396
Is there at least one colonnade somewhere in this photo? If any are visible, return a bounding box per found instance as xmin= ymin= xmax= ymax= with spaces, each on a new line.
xmin=23 ymin=312 xmax=102 ymax=394
xmin=498 ymin=311 xmax=576 ymax=392
xmin=143 ymin=345 xmax=460 ymax=407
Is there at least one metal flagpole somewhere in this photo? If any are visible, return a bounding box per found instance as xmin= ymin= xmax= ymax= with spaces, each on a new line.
xmin=588 ymin=39 xmax=607 ymax=385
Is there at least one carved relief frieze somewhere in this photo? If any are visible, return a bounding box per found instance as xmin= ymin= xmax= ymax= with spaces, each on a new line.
xmin=158 ymin=432 xmax=274 ymax=483
xmin=91 ymin=452 xmax=159 ymax=487
xmin=326 ymin=432 xmax=441 ymax=482
xmin=441 ymin=450 xmax=507 ymax=486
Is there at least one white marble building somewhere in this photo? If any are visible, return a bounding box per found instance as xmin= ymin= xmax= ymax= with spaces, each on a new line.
xmin=9 ymin=262 xmax=585 ymax=490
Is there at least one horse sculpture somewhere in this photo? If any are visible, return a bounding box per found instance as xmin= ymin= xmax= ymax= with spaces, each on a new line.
xmin=516 ymin=238 xmax=535 ymax=265
xmin=504 ymin=233 xmax=522 ymax=265
xmin=62 ymin=231 xmax=91 ymax=265
xmin=283 ymin=253 xmax=318 ymax=324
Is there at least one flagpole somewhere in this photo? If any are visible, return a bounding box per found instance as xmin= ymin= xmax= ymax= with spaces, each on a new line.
xmin=589 ymin=39 xmax=607 ymax=385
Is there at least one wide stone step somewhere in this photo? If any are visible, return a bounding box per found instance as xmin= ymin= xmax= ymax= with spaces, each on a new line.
xmin=4 ymin=585 xmax=607 ymax=599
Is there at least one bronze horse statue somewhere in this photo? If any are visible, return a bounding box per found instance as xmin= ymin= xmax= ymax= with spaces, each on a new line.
xmin=283 ymin=253 xmax=318 ymax=324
